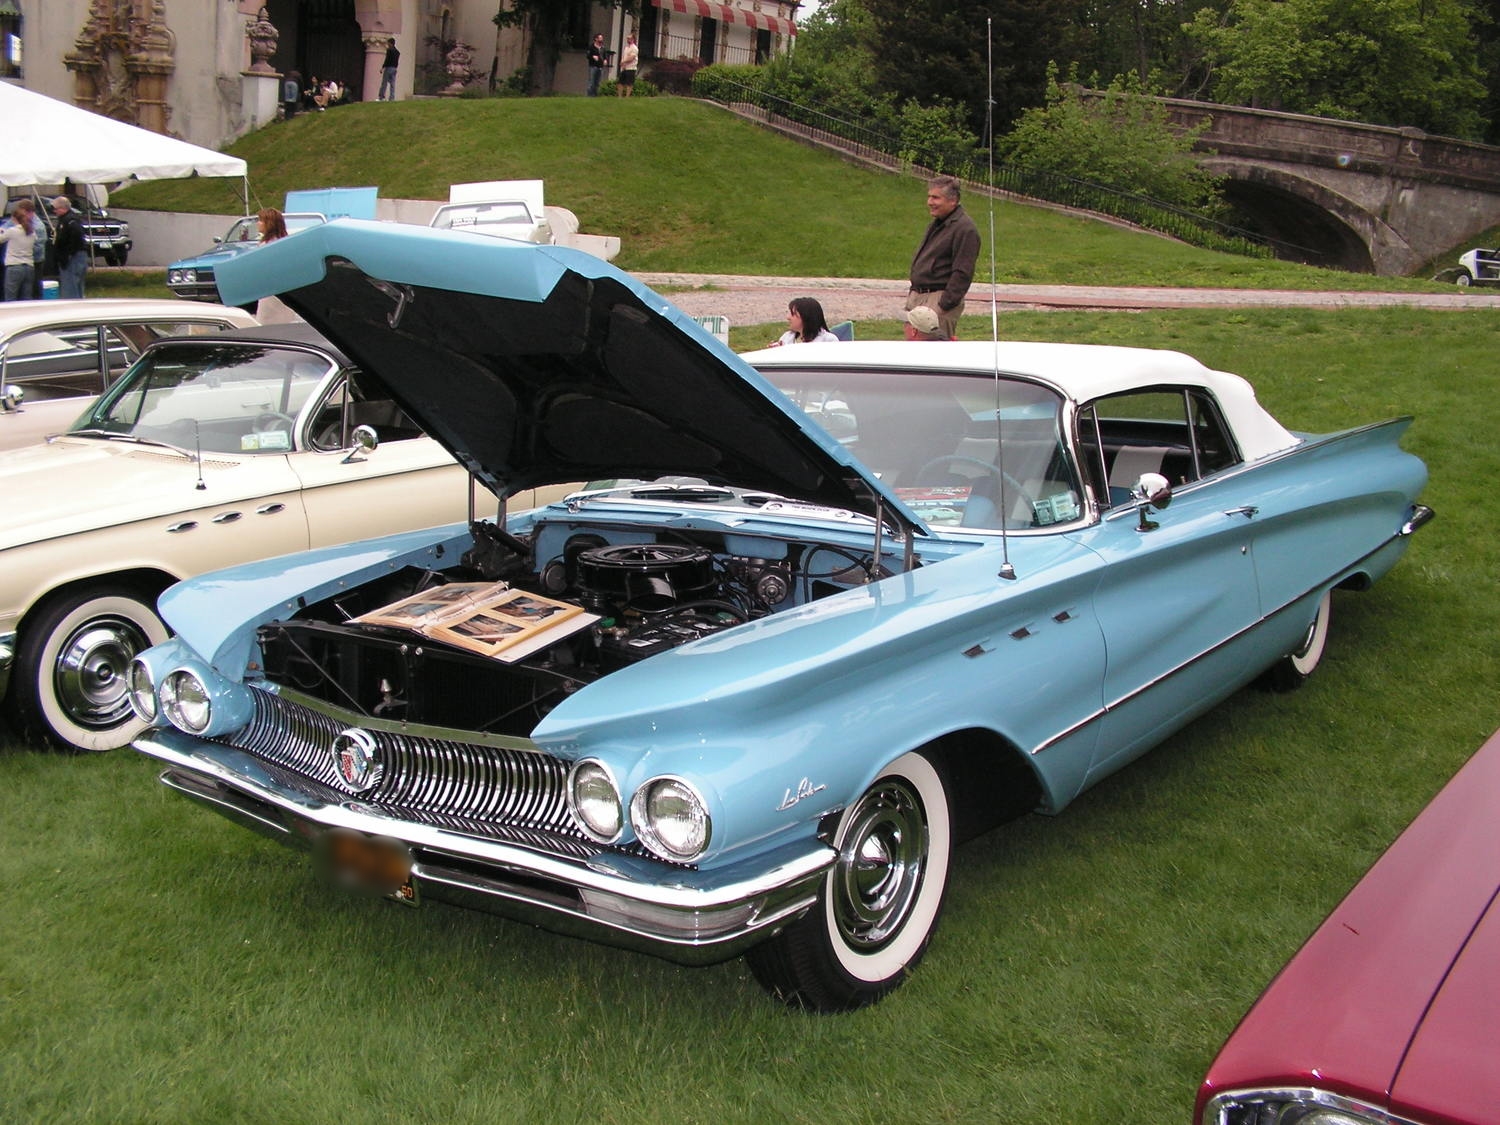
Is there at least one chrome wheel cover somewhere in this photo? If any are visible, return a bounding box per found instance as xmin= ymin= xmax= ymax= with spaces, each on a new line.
xmin=53 ymin=616 xmax=152 ymax=730
xmin=830 ymin=779 xmax=928 ymax=950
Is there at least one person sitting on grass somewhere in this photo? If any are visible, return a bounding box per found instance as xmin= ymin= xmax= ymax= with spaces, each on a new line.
xmin=313 ymin=79 xmax=344 ymax=110
xmin=769 ymin=297 xmax=841 ymax=346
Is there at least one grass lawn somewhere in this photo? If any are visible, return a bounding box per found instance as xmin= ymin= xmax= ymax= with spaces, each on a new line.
xmin=113 ymin=97 xmax=1455 ymax=291
xmin=3 ymin=305 xmax=1494 ymax=1124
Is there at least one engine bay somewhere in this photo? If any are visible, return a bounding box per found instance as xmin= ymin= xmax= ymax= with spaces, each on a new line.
xmin=254 ymin=510 xmax=905 ymax=737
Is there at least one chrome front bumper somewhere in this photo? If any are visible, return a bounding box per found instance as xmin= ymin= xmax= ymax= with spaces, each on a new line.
xmin=135 ymin=729 xmax=833 ymax=965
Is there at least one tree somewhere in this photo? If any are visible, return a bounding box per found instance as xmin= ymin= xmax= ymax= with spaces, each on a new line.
xmin=861 ymin=0 xmax=1090 ymax=136
xmin=1186 ymin=0 xmax=1489 ymax=139
xmin=1071 ymin=0 xmax=1232 ymax=97
xmin=495 ymin=1 xmax=638 ymax=95
xmin=1000 ymin=66 xmax=1223 ymax=210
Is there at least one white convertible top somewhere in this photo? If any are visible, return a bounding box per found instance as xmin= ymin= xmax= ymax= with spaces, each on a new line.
xmin=746 ymin=340 xmax=1301 ymax=462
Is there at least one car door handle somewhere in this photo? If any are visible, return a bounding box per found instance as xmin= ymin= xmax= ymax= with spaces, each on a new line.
xmin=256 ymin=503 xmax=286 ymax=515
xmin=1224 ymin=506 xmax=1259 ymax=520
xmin=211 ymin=511 xmax=243 ymax=524
xmin=166 ymin=520 xmax=198 ymax=534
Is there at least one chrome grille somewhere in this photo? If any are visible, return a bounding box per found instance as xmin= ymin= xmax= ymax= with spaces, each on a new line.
xmin=220 ymin=689 xmax=582 ymax=840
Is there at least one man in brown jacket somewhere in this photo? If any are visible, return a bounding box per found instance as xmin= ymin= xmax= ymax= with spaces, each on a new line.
xmin=906 ymin=176 xmax=980 ymax=340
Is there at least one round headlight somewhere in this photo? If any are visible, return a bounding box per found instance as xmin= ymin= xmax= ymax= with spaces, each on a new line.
xmin=631 ymin=777 xmax=711 ymax=862
xmin=568 ymin=759 xmax=623 ymax=842
xmin=159 ymin=669 xmax=211 ymax=733
xmin=127 ymin=659 xmax=157 ymax=722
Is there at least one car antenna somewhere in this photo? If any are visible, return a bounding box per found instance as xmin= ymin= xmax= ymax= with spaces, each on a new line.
xmin=193 ymin=420 xmax=206 ymax=490
xmin=985 ymin=17 xmax=1017 ymax=581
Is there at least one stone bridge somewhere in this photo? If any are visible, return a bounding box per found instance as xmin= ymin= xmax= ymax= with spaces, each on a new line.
xmin=1156 ymin=97 xmax=1500 ymax=275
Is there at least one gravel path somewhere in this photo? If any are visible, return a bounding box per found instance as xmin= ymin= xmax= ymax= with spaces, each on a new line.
xmin=634 ymin=273 xmax=1499 ymax=330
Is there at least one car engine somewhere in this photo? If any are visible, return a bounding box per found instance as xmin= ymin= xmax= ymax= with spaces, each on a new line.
xmin=254 ymin=515 xmax=886 ymax=737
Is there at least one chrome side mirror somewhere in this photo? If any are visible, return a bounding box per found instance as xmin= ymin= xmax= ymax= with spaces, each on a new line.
xmin=1 ymin=384 xmax=23 ymax=413
xmin=341 ymin=423 xmax=378 ymax=464
xmin=1132 ymin=472 xmax=1172 ymax=532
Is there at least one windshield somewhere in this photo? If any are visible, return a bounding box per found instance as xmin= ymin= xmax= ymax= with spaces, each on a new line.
xmin=222 ymin=214 xmax=324 ymax=245
xmin=763 ymin=368 xmax=1084 ymax=530
xmin=71 ymin=342 xmax=334 ymax=455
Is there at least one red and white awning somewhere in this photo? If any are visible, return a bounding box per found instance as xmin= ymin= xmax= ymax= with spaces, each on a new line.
xmin=652 ymin=0 xmax=798 ymax=36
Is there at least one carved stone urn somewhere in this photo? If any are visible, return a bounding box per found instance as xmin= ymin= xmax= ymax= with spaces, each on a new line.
xmin=246 ymin=7 xmax=279 ymax=75
xmin=441 ymin=41 xmax=474 ymax=96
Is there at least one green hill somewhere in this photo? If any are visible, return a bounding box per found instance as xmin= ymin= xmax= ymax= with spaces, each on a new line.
xmin=118 ymin=97 xmax=1444 ymax=290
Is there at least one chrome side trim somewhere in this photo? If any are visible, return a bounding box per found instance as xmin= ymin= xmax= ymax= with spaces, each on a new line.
xmin=1032 ymin=521 xmax=1421 ymax=757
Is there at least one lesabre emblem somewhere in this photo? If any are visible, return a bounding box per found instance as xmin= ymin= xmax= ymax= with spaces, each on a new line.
xmin=777 ymin=777 xmax=826 ymax=811
xmin=332 ymin=728 xmax=382 ymax=793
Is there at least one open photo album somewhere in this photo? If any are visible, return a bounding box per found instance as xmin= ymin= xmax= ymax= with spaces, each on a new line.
xmin=351 ymin=581 xmax=597 ymax=663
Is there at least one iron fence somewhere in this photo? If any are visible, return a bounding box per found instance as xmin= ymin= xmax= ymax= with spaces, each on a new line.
xmin=699 ymin=78 xmax=1279 ymax=259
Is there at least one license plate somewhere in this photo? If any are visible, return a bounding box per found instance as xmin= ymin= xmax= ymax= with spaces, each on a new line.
xmin=315 ymin=829 xmax=417 ymax=904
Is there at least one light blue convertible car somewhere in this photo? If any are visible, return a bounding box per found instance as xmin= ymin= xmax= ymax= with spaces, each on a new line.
xmin=128 ymin=220 xmax=1432 ymax=1011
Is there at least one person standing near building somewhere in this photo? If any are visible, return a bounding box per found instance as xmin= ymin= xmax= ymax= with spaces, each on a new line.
xmin=617 ymin=34 xmax=639 ymax=97
xmin=378 ymin=39 xmax=400 ymax=101
xmin=906 ymin=175 xmax=980 ymax=340
xmin=282 ymin=69 xmax=302 ymax=120
xmin=1 ymin=199 xmax=39 ymax=301
xmin=587 ymin=34 xmax=607 ymax=96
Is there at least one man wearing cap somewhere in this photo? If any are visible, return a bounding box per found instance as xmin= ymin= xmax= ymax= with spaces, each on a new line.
xmin=907 ymin=175 xmax=979 ymax=340
xmin=904 ymin=305 xmax=948 ymax=340
xmin=52 ymin=197 xmax=89 ymax=299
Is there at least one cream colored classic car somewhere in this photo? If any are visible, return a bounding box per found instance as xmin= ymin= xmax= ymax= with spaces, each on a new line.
xmin=0 ymin=298 xmax=259 ymax=450
xmin=0 ymin=323 xmax=563 ymax=753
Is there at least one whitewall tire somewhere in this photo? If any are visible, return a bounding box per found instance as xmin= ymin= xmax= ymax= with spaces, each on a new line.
xmin=747 ymin=750 xmax=951 ymax=1011
xmin=11 ymin=587 xmax=168 ymax=752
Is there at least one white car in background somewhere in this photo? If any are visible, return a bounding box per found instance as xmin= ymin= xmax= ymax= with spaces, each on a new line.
xmin=0 ymin=299 xmax=258 ymax=450
xmin=0 ymin=324 xmax=483 ymax=752
xmin=429 ymin=179 xmax=553 ymax=245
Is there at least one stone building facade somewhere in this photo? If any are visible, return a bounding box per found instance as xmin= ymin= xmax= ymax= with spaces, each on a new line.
xmin=5 ymin=0 xmax=798 ymax=150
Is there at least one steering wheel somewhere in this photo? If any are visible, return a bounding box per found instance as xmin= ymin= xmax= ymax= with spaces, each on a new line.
xmin=914 ymin=455 xmax=1036 ymax=520
xmin=252 ymin=411 xmax=296 ymax=434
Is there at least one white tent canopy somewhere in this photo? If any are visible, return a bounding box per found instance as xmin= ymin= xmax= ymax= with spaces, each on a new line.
xmin=0 ymin=82 xmax=247 ymax=188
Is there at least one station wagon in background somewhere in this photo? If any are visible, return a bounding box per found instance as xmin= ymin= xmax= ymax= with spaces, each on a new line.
xmin=1198 ymin=727 xmax=1500 ymax=1125
xmin=0 ymin=299 xmax=258 ymax=450
xmin=127 ymin=222 xmax=1431 ymax=1010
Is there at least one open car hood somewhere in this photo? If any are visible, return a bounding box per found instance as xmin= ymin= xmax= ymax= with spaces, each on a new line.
xmin=214 ymin=219 xmax=921 ymax=534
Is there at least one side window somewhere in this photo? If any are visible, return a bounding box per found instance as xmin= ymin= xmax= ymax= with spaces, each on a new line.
xmin=1085 ymin=387 xmax=1241 ymax=507
xmin=0 ymin=326 xmax=107 ymax=398
xmin=309 ymin=372 xmax=425 ymax=451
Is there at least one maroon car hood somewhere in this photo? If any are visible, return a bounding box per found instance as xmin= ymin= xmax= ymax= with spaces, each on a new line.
xmin=1199 ymin=729 xmax=1500 ymax=1120
xmin=1389 ymin=890 xmax=1500 ymax=1124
